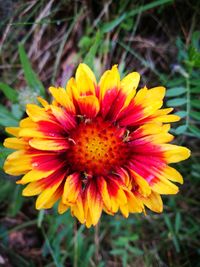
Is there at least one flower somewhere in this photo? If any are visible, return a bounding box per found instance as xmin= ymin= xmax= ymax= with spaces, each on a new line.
xmin=3 ymin=64 xmax=190 ymax=227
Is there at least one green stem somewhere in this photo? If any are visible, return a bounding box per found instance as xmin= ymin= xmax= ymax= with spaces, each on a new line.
xmin=74 ymin=220 xmax=78 ymax=267
xmin=185 ymin=76 xmax=191 ymax=129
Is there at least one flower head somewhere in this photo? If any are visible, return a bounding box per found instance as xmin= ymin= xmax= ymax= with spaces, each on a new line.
xmin=3 ymin=64 xmax=190 ymax=227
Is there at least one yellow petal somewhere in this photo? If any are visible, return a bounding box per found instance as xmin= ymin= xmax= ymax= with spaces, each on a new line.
xmin=75 ymin=63 xmax=96 ymax=96
xmin=17 ymin=169 xmax=53 ymax=184
xmin=121 ymin=72 xmax=140 ymax=94
xmin=130 ymin=170 xmax=151 ymax=197
xmin=58 ymin=201 xmax=69 ymax=214
xmin=134 ymin=87 xmax=165 ymax=116
xmin=152 ymin=108 xmax=180 ymax=122
xmin=77 ymin=95 xmax=100 ymax=118
xmin=4 ymin=151 xmax=32 ymax=175
xmin=85 ymin=210 xmax=93 ymax=228
xmin=120 ymin=72 xmax=140 ymax=108
xmin=40 ymin=185 xmax=63 ymax=209
xmin=146 ymin=86 xmax=166 ymax=101
xmin=71 ymin=194 xmax=85 ymax=224
xmin=143 ymin=133 xmax=174 ymax=144
xmin=141 ymin=191 xmax=163 ymax=213
xmin=36 ymin=180 xmax=62 ymax=209
xmin=116 ymin=187 xmax=127 ymax=206
xmin=79 ymin=63 xmax=96 ymax=84
xmin=3 ymin=137 xmax=27 ymax=149
xmin=109 ymin=196 xmax=119 ymax=213
xmin=5 ymin=127 xmax=20 ymax=137
xmin=22 ymin=181 xmax=44 ymax=196
xmin=99 ymin=65 xmax=120 ymax=101
xmin=19 ymin=128 xmax=45 ymax=138
xmin=120 ymin=203 xmax=129 ymax=218
xmin=132 ymin=123 xmax=170 ymax=139
xmin=37 ymin=96 xmax=49 ymax=108
xmin=162 ymin=144 xmax=191 ymax=163
xmin=29 ymin=138 xmax=69 ymax=151
xmin=126 ymin=191 xmax=143 ymax=213
xmin=62 ymin=173 xmax=81 ymax=204
xmin=26 ymin=104 xmax=51 ymax=122
xmin=49 ymin=86 xmax=75 ymax=113
xmin=66 ymin=77 xmax=79 ymax=100
xmin=133 ymin=87 xmax=148 ymax=105
xmin=20 ymin=117 xmax=36 ymax=128
xmin=151 ymin=176 xmax=179 ymax=195
xmin=155 ymin=108 xmax=174 ymax=115
xmin=87 ymin=181 xmax=103 ymax=226
xmin=97 ymin=177 xmax=111 ymax=211
xmin=155 ymin=114 xmax=181 ymax=123
xmin=161 ymin=166 xmax=183 ymax=184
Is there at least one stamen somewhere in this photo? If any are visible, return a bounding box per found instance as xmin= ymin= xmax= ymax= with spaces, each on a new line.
xmin=66 ymin=118 xmax=130 ymax=176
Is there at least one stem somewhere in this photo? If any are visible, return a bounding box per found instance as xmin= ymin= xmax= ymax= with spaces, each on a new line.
xmin=74 ymin=220 xmax=78 ymax=267
xmin=185 ymin=61 xmax=193 ymax=130
xmin=185 ymin=76 xmax=190 ymax=129
xmin=94 ymin=223 xmax=101 ymax=264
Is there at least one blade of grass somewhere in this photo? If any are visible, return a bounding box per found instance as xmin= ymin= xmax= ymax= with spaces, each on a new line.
xmin=37 ymin=210 xmax=45 ymax=228
xmin=41 ymin=227 xmax=61 ymax=267
xmin=101 ymin=0 xmax=173 ymax=33
xmin=0 ymin=82 xmax=18 ymax=102
xmin=18 ymin=43 xmax=45 ymax=96
xmin=84 ymin=31 xmax=102 ymax=69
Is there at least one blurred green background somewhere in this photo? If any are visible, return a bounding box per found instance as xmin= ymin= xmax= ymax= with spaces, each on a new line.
xmin=0 ymin=0 xmax=200 ymax=266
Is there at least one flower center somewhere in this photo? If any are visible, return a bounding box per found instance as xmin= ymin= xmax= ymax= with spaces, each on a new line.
xmin=67 ymin=118 xmax=130 ymax=176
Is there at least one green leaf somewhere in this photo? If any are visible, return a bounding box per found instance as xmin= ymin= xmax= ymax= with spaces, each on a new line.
xmin=175 ymin=110 xmax=187 ymax=118
xmin=127 ymin=0 xmax=173 ymax=21
xmin=37 ymin=210 xmax=45 ymax=228
xmin=128 ymin=246 xmax=144 ymax=256
xmin=191 ymin=87 xmax=200 ymax=93
xmin=0 ymin=105 xmax=18 ymax=126
xmin=11 ymin=104 xmax=24 ymax=119
xmin=190 ymin=111 xmax=200 ymax=120
xmin=84 ymin=31 xmax=102 ymax=69
xmin=0 ymin=82 xmax=18 ymax=102
xmin=82 ymin=245 xmax=95 ymax=267
xmin=175 ymin=125 xmax=187 ymax=134
xmin=167 ymin=98 xmax=187 ymax=107
xmin=191 ymin=99 xmax=200 ymax=109
xmin=190 ymin=78 xmax=200 ymax=86
xmin=166 ymin=87 xmax=186 ymax=97
xmin=188 ymin=125 xmax=200 ymax=137
xmin=78 ymin=36 xmax=92 ymax=51
xmin=8 ymin=186 xmax=24 ymax=216
xmin=188 ymin=45 xmax=200 ymax=67
xmin=164 ymin=214 xmax=173 ymax=232
xmin=167 ymin=77 xmax=184 ymax=87
xmin=101 ymin=0 xmax=173 ymax=33
xmin=110 ymin=249 xmax=126 ymax=255
xmin=175 ymin=212 xmax=181 ymax=234
xmin=18 ymin=43 xmax=45 ymax=96
xmin=101 ymin=13 xmax=127 ymax=33
xmin=0 ymin=145 xmax=12 ymax=169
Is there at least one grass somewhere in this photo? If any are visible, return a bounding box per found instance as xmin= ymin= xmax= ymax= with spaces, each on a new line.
xmin=0 ymin=0 xmax=200 ymax=266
